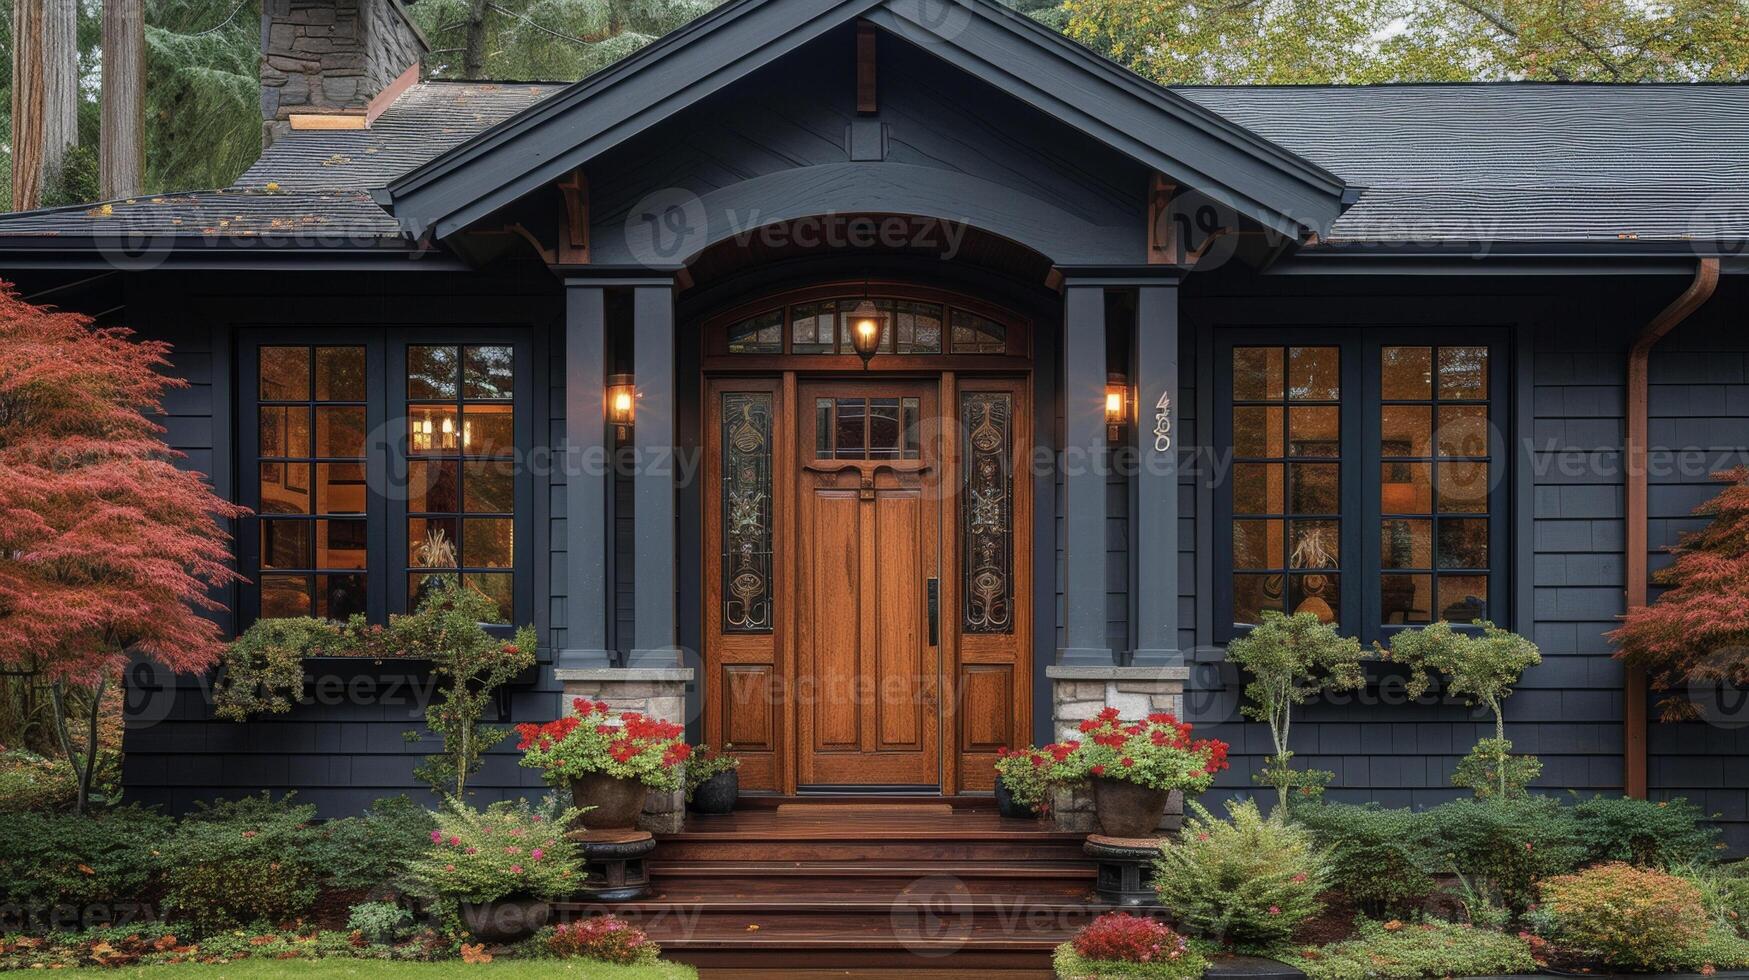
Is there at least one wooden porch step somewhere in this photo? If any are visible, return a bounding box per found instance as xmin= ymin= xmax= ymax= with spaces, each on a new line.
xmin=648 ymin=859 xmax=1097 ymax=895
xmin=658 ymin=809 xmax=1087 ymax=863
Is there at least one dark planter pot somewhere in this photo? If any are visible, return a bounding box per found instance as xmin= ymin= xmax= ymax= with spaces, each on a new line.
xmin=1092 ymin=777 xmax=1170 ymax=838
xmin=690 ymin=770 xmax=739 ymax=814
xmin=458 ymin=896 xmax=550 ymax=943
xmin=994 ymin=776 xmax=1035 ymax=819
xmin=570 ymin=771 xmax=650 ymax=830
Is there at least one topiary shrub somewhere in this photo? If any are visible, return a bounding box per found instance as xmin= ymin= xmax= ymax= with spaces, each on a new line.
xmin=1568 ymin=794 xmax=1718 ymax=869
xmin=1420 ymin=796 xmax=1583 ymax=919
xmin=1539 ymin=862 xmax=1708 ymax=970
xmin=1053 ymin=912 xmax=1207 ymax=980
xmin=1153 ymin=797 xmax=1326 ymax=950
xmin=1284 ymin=919 xmax=1537 ymax=980
xmin=1291 ymin=802 xmax=1436 ymax=916
xmin=159 ymin=793 xmax=320 ymax=934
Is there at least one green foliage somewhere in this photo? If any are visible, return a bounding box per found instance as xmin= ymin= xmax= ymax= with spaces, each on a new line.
xmin=411 ymin=0 xmax=722 ymax=81
xmin=1062 ymin=0 xmax=1749 ymax=86
xmin=1224 ymin=611 xmax=1365 ymax=813
xmin=214 ymin=617 xmax=351 ymax=721
xmin=1053 ymin=942 xmax=1210 ymax=980
xmin=400 ymin=582 xmax=538 ymax=799
xmin=346 ymin=900 xmax=415 ymax=945
xmin=682 ymin=744 xmax=740 ymax=803
xmin=159 ymin=793 xmax=321 ymax=934
xmin=404 ymin=797 xmax=584 ymax=904
xmin=0 ymin=805 xmax=171 ymax=912
xmin=1539 ymin=862 xmax=1708 ymax=970
xmin=304 ymin=795 xmax=439 ymax=891
xmin=517 ymin=700 xmax=690 ymax=792
xmin=1419 ymin=797 xmax=1583 ymax=918
xmin=1451 ymin=738 xmax=1540 ymax=800
xmin=1283 ymin=919 xmax=1538 ymax=980
xmin=40 ymin=145 xmax=99 ymax=208
xmin=1052 ymin=710 xmax=1226 ymax=795
xmin=1290 ymin=802 xmax=1436 ymax=916
xmin=1386 ymin=622 xmax=1541 ymax=799
xmin=1569 ymin=794 xmax=1720 ymax=869
xmin=1680 ymin=924 xmax=1749 ymax=970
xmin=1153 ymin=798 xmax=1327 ymax=951
xmin=994 ymin=746 xmax=1057 ymax=813
xmin=548 ymin=914 xmax=663 ymax=964
xmin=0 ymin=748 xmax=79 ymax=813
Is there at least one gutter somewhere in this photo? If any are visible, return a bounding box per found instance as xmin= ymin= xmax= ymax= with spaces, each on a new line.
xmin=1623 ymin=256 xmax=1720 ymax=799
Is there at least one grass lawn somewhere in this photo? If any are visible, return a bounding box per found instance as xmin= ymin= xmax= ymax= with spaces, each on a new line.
xmin=30 ymin=961 xmax=697 ymax=980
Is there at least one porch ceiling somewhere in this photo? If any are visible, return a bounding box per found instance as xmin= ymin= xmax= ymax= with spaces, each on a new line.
xmin=375 ymin=0 xmax=1350 ymax=244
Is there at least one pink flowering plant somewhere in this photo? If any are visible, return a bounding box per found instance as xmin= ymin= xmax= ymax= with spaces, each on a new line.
xmin=547 ymin=914 xmax=662 ymax=964
xmin=516 ymin=699 xmax=691 ymax=792
xmin=1054 ymin=708 xmax=1230 ymax=793
xmin=1054 ymin=912 xmax=1208 ymax=980
xmin=404 ymin=798 xmax=583 ymax=903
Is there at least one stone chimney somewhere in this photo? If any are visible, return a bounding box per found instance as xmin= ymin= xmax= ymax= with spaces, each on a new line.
xmin=260 ymin=0 xmax=428 ymax=147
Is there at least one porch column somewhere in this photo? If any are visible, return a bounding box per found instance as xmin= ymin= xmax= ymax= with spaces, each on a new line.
xmin=1059 ymin=282 xmax=1113 ymax=666
xmin=560 ymin=281 xmax=612 ymax=669
xmin=1132 ymin=283 xmax=1181 ymax=666
xmin=629 ymin=281 xmax=682 ymax=667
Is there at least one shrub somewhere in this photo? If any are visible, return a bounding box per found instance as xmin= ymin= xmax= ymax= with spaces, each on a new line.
xmin=0 ymin=805 xmax=171 ymax=915
xmin=683 ymin=744 xmax=741 ymax=803
xmin=1056 ymin=709 xmax=1228 ymax=794
xmin=1225 ymin=611 xmax=1366 ymax=813
xmin=1386 ymin=622 xmax=1541 ymax=800
xmin=1568 ymin=794 xmax=1718 ymax=869
xmin=1284 ymin=919 xmax=1537 ymax=980
xmin=1451 ymin=737 xmax=1541 ymax=800
xmin=159 ymin=793 xmax=320 ymax=934
xmin=1682 ymin=924 xmax=1749 ymax=970
xmin=518 ymin=699 xmax=691 ymax=792
xmin=345 ymin=900 xmax=413 ymax=944
xmin=548 ymin=914 xmax=662 ymax=964
xmin=404 ymin=797 xmax=583 ymax=904
xmin=0 ymin=749 xmax=78 ymax=813
xmin=1420 ymin=796 xmax=1583 ymax=917
xmin=1291 ymin=802 xmax=1435 ymax=916
xmin=1153 ymin=798 xmax=1326 ymax=950
xmin=994 ymin=745 xmax=1057 ymax=813
xmin=1054 ymin=914 xmax=1207 ymax=979
xmin=304 ymin=795 xmax=438 ymax=891
xmin=1539 ymin=862 xmax=1707 ymax=970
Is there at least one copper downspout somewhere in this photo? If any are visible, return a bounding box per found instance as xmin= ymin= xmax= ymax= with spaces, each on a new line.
xmin=1623 ymin=256 xmax=1720 ymax=799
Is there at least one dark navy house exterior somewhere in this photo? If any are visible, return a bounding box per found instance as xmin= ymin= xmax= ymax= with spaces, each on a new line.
xmin=5 ymin=0 xmax=1749 ymax=845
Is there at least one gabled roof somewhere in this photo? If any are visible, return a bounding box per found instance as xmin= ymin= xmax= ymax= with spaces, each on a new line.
xmin=376 ymin=0 xmax=1350 ymax=242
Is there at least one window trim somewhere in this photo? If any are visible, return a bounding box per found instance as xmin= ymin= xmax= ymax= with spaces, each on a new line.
xmin=238 ymin=328 xmax=535 ymax=634
xmin=1212 ymin=327 xmax=1510 ymax=645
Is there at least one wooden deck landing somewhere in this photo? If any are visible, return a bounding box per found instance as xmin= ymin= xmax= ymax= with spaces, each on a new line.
xmin=554 ymin=803 xmax=1106 ymax=973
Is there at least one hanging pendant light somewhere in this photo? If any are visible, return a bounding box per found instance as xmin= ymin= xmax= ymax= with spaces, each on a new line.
xmin=848 ymin=284 xmax=885 ymax=368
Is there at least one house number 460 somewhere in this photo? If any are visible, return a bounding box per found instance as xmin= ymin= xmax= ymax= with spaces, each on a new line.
xmin=1153 ymin=392 xmax=1172 ymax=453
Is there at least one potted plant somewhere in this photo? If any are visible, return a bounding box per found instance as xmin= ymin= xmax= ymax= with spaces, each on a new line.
xmin=405 ymin=798 xmax=582 ymax=943
xmin=516 ymin=698 xmax=690 ymax=830
xmin=685 ymin=744 xmax=742 ymax=815
xmin=1059 ymin=709 xmax=1227 ymax=838
xmin=993 ymin=745 xmax=1067 ymax=818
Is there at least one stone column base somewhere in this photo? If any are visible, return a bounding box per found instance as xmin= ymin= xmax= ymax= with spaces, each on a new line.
xmin=555 ymin=667 xmax=694 ymax=834
xmin=1046 ymin=665 xmax=1189 ymax=835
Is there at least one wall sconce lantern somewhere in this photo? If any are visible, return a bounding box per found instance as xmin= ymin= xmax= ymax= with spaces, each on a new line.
xmin=848 ymin=296 xmax=885 ymax=368
xmin=1105 ymin=372 xmax=1130 ymax=442
xmin=606 ymin=373 xmax=636 ymax=440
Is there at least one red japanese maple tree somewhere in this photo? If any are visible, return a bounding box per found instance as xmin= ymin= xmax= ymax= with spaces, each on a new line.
xmin=0 ymin=282 xmax=244 ymax=810
xmin=1610 ymin=465 xmax=1749 ymax=721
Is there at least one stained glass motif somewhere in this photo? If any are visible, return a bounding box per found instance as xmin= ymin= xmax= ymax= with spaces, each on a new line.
xmin=962 ymin=392 xmax=1013 ymax=633
xmin=722 ymin=393 xmax=774 ymax=633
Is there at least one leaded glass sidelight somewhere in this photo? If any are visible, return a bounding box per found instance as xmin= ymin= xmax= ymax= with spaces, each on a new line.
xmin=722 ymin=392 xmax=774 ymax=633
xmin=962 ymin=392 xmax=1013 ymax=633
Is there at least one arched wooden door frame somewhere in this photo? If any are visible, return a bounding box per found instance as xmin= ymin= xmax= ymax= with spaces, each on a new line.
xmin=699 ymin=282 xmax=1034 ymax=796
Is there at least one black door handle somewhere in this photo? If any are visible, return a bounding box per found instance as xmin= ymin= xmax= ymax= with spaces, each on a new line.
xmin=927 ymin=577 xmax=940 ymax=646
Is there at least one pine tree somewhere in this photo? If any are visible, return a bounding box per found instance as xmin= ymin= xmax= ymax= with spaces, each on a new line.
xmin=1611 ymin=466 xmax=1749 ymax=721
xmin=413 ymin=0 xmax=722 ymax=80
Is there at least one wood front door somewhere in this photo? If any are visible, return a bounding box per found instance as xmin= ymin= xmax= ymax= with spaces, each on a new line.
xmin=794 ymin=379 xmax=943 ymax=787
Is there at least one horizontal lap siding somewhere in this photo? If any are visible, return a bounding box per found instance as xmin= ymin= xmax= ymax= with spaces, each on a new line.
xmin=118 ymin=277 xmax=568 ymax=818
xmin=1186 ymin=282 xmax=1749 ymax=849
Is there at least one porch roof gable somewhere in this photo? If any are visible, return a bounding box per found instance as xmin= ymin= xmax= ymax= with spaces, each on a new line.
xmin=375 ymin=0 xmax=1351 ymax=243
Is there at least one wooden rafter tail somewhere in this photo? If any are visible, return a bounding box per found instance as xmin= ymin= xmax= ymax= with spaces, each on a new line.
xmin=856 ymin=21 xmax=878 ymax=115
xmin=557 ymin=168 xmax=589 ymax=264
xmin=1147 ymin=173 xmax=1178 ymax=266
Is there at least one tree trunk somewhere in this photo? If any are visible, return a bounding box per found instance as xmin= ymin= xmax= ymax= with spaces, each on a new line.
xmin=11 ymin=1 xmax=47 ymax=210
xmin=462 ymin=0 xmax=491 ymax=79
xmin=101 ymin=0 xmax=147 ymax=200
xmin=43 ymin=0 xmax=79 ymax=193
